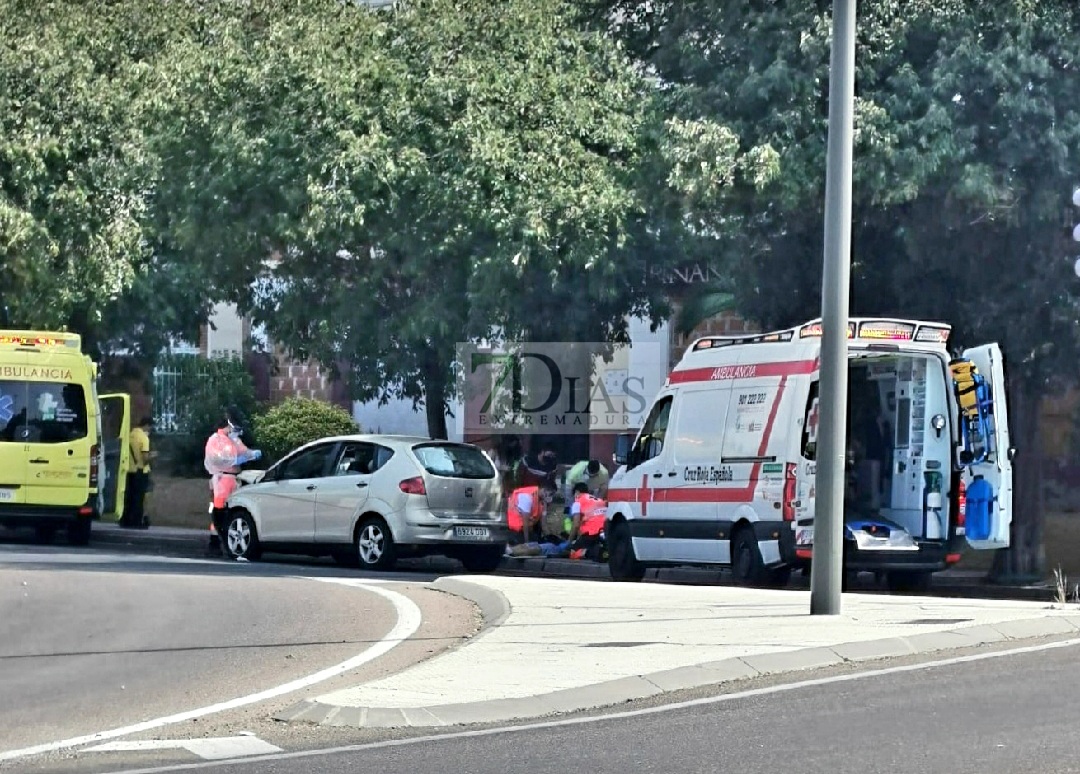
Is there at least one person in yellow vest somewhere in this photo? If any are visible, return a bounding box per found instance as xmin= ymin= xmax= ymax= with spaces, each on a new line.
xmin=120 ymin=417 xmax=154 ymax=529
xmin=506 ymin=483 xmax=555 ymax=544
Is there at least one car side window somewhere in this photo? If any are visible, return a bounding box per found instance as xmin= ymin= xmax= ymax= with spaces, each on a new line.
xmin=334 ymin=442 xmax=394 ymax=475
xmin=628 ymin=396 xmax=673 ymax=469
xmin=279 ymin=444 xmax=335 ymax=480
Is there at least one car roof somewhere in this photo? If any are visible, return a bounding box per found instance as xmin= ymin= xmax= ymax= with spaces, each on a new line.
xmin=310 ymin=434 xmax=472 ymax=447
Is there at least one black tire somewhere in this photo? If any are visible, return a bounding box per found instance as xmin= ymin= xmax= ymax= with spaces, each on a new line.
xmin=767 ymin=565 xmax=793 ymax=588
xmin=35 ymin=525 xmax=57 ymax=544
xmin=223 ymin=510 xmax=262 ymax=561
xmin=731 ymin=526 xmax=768 ymax=586
xmin=68 ymin=518 xmax=91 ymax=546
xmin=885 ymin=570 xmax=932 ymax=594
xmin=459 ymin=545 xmax=505 ymax=573
xmin=608 ymin=520 xmax=645 ymax=581
xmin=354 ymin=516 xmax=397 ymax=571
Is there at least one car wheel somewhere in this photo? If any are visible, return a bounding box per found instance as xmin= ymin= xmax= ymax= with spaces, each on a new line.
xmin=355 ymin=516 xmax=397 ymax=571
xmin=731 ymin=526 xmax=768 ymax=586
xmin=68 ymin=518 xmax=91 ymax=546
xmin=608 ymin=520 xmax=645 ymax=581
xmin=224 ymin=510 xmax=261 ymax=561
xmin=459 ymin=545 xmax=505 ymax=573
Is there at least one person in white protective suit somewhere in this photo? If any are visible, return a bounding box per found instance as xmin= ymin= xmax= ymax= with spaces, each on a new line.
xmin=204 ymin=410 xmax=261 ymax=554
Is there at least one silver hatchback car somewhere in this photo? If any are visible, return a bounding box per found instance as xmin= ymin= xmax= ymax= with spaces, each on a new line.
xmin=223 ymin=435 xmax=509 ymax=571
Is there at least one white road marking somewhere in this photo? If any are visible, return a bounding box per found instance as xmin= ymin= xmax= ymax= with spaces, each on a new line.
xmin=90 ymin=636 xmax=1080 ymax=774
xmin=85 ymin=736 xmax=282 ymax=761
xmin=0 ymin=579 xmax=422 ymax=764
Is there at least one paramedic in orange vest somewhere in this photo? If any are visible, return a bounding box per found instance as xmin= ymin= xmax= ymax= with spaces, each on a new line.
xmin=204 ymin=412 xmax=261 ymax=553
xmin=507 ymin=484 xmax=553 ymax=544
xmin=567 ymin=482 xmax=607 ymax=543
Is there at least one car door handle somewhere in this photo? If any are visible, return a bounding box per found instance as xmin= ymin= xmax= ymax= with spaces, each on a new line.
xmin=652 ymin=473 xmax=663 ymax=479
xmin=667 ymin=471 xmax=678 ymax=477
xmin=356 ymin=482 xmax=368 ymax=488
xmin=306 ymin=484 xmax=317 ymax=491
xmin=29 ymin=459 xmax=49 ymax=464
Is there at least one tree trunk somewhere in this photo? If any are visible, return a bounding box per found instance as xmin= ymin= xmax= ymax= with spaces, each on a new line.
xmin=989 ymin=377 xmax=1046 ymax=584
xmin=422 ymin=353 xmax=449 ymax=440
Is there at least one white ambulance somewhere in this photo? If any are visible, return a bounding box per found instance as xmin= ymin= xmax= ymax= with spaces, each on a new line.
xmin=607 ymin=317 xmax=1013 ymax=592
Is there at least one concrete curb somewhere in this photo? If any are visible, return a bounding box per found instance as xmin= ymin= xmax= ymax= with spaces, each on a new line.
xmin=430 ymin=577 xmax=513 ymax=635
xmin=276 ymin=611 xmax=1080 ymax=729
xmin=86 ymin=523 xmax=1056 ymax=600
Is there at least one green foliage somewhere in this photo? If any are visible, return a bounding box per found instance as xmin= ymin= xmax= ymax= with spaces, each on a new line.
xmin=161 ymin=355 xmax=258 ymax=475
xmin=135 ymin=0 xmax=718 ymax=438
xmin=253 ymin=398 xmax=358 ymax=465
xmin=0 ymin=1 xmax=157 ymax=329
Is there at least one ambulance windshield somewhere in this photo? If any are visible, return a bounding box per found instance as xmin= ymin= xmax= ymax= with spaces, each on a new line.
xmin=0 ymin=381 xmax=89 ymax=444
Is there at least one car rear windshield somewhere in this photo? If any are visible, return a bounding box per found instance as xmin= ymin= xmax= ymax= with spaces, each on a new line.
xmin=0 ymin=381 xmax=88 ymax=443
xmin=411 ymin=443 xmax=495 ymax=479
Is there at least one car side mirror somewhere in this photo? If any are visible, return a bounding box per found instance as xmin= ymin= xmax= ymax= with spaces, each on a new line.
xmin=613 ymin=434 xmax=633 ymax=466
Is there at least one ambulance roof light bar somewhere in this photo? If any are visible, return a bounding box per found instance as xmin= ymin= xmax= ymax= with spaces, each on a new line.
xmin=691 ymin=317 xmax=951 ymax=352
xmin=0 ymin=331 xmax=82 ymax=349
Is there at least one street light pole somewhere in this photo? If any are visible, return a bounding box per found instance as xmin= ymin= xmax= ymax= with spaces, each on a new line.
xmin=810 ymin=0 xmax=857 ymax=615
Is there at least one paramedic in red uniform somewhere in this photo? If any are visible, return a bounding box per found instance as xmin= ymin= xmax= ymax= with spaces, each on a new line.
xmin=507 ymin=484 xmax=554 ymax=544
xmin=204 ymin=411 xmax=262 ymax=553
xmin=567 ymin=482 xmax=607 ymax=544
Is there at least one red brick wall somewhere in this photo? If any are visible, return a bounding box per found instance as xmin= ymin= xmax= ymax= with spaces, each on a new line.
xmin=267 ymin=349 xmax=351 ymax=411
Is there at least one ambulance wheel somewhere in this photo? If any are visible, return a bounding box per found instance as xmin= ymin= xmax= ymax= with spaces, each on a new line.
xmin=731 ymin=526 xmax=768 ymax=586
xmin=68 ymin=518 xmax=91 ymax=546
xmin=224 ymin=510 xmax=261 ymax=561
xmin=608 ymin=520 xmax=645 ymax=581
xmin=767 ymin=566 xmax=792 ymax=587
xmin=885 ymin=570 xmax=932 ymax=594
xmin=35 ymin=526 xmax=58 ymax=544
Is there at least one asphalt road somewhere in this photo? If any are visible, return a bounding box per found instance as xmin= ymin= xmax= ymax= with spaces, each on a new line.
xmin=163 ymin=638 xmax=1080 ymax=774
xmin=0 ymin=546 xmax=402 ymax=755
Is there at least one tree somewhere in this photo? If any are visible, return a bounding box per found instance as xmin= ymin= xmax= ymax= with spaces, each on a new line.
xmin=140 ymin=0 xmax=773 ymax=439
xmin=0 ymin=1 xmax=159 ymax=330
xmin=598 ymin=0 xmax=1080 ymax=580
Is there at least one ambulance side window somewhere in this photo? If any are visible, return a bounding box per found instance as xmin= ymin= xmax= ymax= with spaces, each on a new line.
xmin=802 ymin=381 xmax=820 ymax=461
xmin=628 ymin=396 xmax=673 ymax=469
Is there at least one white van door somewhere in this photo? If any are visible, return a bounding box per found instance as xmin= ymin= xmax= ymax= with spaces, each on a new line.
xmin=959 ymin=343 xmax=1013 ymax=549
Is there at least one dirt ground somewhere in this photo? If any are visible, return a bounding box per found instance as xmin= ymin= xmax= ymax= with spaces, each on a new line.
xmin=144 ymin=474 xmax=212 ymax=529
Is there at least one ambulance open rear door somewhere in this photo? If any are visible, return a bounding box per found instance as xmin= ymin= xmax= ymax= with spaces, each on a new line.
xmin=957 ymin=344 xmax=1013 ymax=550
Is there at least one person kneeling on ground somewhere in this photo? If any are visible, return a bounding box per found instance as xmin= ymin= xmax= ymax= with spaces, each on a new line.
xmin=566 ymin=482 xmax=607 ymax=561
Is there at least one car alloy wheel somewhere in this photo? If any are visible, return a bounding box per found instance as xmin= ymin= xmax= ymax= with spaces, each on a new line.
xmin=358 ymin=522 xmax=386 ymax=564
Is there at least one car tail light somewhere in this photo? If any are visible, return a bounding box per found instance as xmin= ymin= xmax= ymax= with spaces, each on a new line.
xmin=399 ymin=476 xmax=427 ymax=495
xmin=956 ymin=478 xmax=967 ymax=530
xmin=782 ymin=463 xmax=797 ymax=521
xmin=89 ymin=444 xmax=99 ymax=488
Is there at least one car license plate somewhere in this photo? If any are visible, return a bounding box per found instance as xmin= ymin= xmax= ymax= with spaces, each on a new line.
xmin=0 ymin=489 xmax=14 ymax=502
xmin=454 ymin=526 xmax=490 ymax=540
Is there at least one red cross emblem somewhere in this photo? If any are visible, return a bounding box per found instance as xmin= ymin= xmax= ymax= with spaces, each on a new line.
xmin=806 ymin=398 xmax=820 ymax=443
xmin=634 ymin=473 xmax=653 ymax=516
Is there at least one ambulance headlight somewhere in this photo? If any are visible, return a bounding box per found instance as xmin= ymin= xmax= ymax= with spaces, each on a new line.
xmin=931 ymin=414 xmax=946 ymax=438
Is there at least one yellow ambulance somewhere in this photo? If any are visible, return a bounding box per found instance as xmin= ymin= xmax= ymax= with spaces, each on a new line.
xmin=0 ymin=331 xmax=130 ymax=544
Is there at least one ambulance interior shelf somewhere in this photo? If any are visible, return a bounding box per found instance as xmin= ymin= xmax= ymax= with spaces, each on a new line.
xmin=802 ymin=353 xmax=953 ymax=542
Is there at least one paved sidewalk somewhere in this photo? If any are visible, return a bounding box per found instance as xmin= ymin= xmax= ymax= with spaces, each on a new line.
xmin=277 ymin=575 xmax=1080 ymax=729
